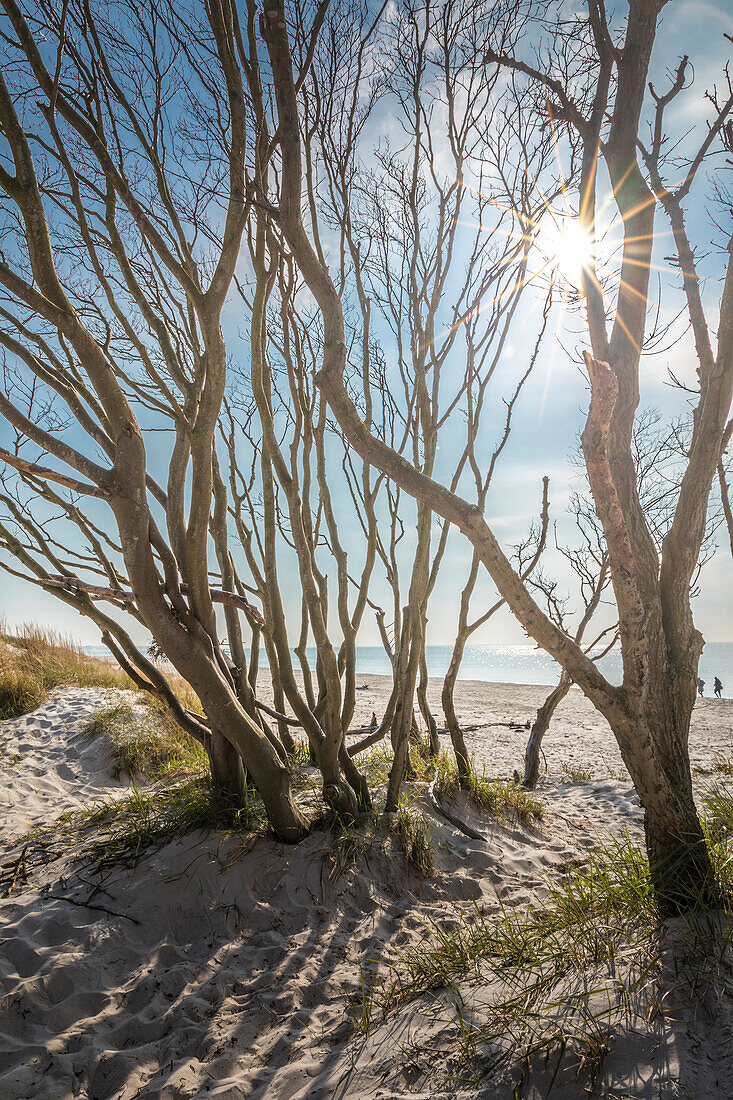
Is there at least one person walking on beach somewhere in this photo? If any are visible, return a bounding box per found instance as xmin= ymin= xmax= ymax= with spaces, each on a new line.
xmin=698 ymin=678 xmax=705 ymax=697
xmin=714 ymin=677 xmax=723 ymax=698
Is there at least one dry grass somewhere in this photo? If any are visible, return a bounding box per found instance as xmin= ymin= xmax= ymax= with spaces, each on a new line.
xmin=0 ymin=623 xmax=132 ymax=719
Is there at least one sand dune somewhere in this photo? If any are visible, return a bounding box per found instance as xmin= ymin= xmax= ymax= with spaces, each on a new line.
xmin=1 ymin=681 xmax=732 ymax=1098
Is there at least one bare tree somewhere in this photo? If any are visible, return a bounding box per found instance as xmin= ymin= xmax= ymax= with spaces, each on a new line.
xmin=301 ymin=0 xmax=567 ymax=802
xmin=718 ymin=420 xmax=733 ymax=558
xmin=522 ymin=493 xmax=615 ymax=788
xmin=0 ymin=0 xmax=424 ymax=831
xmin=263 ymin=0 xmax=733 ymax=911
xmin=0 ymin=0 xmax=315 ymax=837
xmin=523 ymin=406 xmax=712 ymax=788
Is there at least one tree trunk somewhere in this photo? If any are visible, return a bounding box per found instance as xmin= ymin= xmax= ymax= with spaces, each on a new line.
xmin=523 ymin=675 xmax=572 ymax=788
xmin=441 ymin=632 xmax=472 ymax=785
xmin=643 ymin=793 xmax=714 ymax=916
xmin=339 ymin=742 xmax=372 ymax=811
xmin=418 ymin=648 xmax=440 ymax=757
xmin=260 ymin=0 xmax=726 ymax=902
xmin=613 ymin=675 xmax=718 ymax=917
xmin=209 ymin=729 xmax=246 ymax=800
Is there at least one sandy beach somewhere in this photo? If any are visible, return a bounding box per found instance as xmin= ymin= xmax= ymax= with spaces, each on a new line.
xmin=1 ymin=677 xmax=732 ymax=1099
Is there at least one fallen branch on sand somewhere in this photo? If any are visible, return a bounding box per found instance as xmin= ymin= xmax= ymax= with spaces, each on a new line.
xmin=425 ymin=781 xmax=485 ymax=841
xmin=47 ymin=892 xmax=140 ymax=924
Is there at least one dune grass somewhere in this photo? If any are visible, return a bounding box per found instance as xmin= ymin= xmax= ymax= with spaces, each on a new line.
xmin=394 ymin=793 xmax=434 ymax=875
xmin=321 ymin=795 xmax=434 ymax=880
xmin=354 ymin=792 xmax=733 ymax=1086
xmin=435 ymin=753 xmax=544 ymax=824
xmin=0 ymin=623 xmax=132 ymax=719
xmin=703 ymin=783 xmax=733 ymax=840
xmin=42 ymin=777 xmax=266 ymax=867
xmin=81 ymin=697 xmax=207 ymax=779
xmin=561 ymin=762 xmax=593 ymax=783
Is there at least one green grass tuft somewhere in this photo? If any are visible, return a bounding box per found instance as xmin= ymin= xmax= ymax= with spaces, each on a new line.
xmin=320 ymin=809 xmax=382 ymax=879
xmin=703 ymin=784 xmax=733 ymax=855
xmin=561 ymin=762 xmax=593 ymax=783
xmin=288 ymin=737 xmax=313 ymax=768
xmin=81 ymin=697 xmax=207 ymax=779
xmin=436 ymin=755 xmax=544 ymax=824
xmin=394 ymin=794 xmax=434 ymax=875
xmin=368 ymin=823 xmax=733 ymax=1082
xmin=42 ymin=777 xmax=266 ymax=867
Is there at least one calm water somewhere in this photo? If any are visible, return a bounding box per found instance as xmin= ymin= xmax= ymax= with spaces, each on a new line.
xmin=83 ymin=641 xmax=733 ymax=698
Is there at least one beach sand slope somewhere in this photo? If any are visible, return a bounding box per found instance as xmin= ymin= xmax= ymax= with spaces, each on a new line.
xmin=1 ymin=682 xmax=732 ymax=1098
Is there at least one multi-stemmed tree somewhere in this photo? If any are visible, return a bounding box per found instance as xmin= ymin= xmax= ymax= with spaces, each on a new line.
xmin=263 ymin=0 xmax=733 ymax=911
xmin=2 ymin=0 xmax=731 ymax=919
xmin=0 ymin=0 xmax=547 ymax=830
xmin=0 ymin=0 xmax=319 ymax=834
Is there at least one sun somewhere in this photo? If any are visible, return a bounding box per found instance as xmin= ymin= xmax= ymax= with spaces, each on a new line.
xmin=539 ymin=217 xmax=594 ymax=290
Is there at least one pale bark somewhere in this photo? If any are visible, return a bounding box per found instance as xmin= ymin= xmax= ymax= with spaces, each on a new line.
xmin=523 ymin=675 xmax=572 ymax=789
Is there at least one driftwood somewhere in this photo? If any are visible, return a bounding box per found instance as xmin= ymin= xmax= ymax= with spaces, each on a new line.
xmin=425 ymin=781 xmax=485 ymax=841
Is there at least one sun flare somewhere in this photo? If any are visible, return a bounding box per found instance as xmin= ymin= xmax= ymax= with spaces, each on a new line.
xmin=540 ymin=219 xmax=594 ymax=289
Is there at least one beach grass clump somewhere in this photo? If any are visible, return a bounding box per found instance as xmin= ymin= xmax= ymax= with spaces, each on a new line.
xmin=0 ymin=623 xmax=132 ymax=719
xmin=712 ymin=755 xmax=733 ymax=777
xmin=436 ymin=755 xmax=544 ymax=824
xmin=561 ymin=762 xmax=593 ymax=783
xmin=52 ymin=777 xmax=266 ymax=866
xmin=702 ymin=785 xmax=733 ymax=861
xmin=81 ymin=697 xmax=207 ymax=779
xmin=320 ymin=795 xmax=434 ymax=879
xmin=379 ymin=831 xmax=656 ymax=1015
xmin=394 ymin=794 xmax=434 ymax=875
xmin=360 ymin=738 xmax=395 ymax=787
xmin=321 ymin=809 xmax=383 ymax=879
xmin=288 ymin=737 xmax=313 ymax=768
xmin=0 ymin=652 xmax=46 ymax=719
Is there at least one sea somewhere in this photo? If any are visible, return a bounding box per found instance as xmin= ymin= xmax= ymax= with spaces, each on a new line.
xmin=83 ymin=641 xmax=733 ymax=699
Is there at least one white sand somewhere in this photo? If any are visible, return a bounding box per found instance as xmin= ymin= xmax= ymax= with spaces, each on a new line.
xmin=1 ymin=679 xmax=732 ymax=1099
